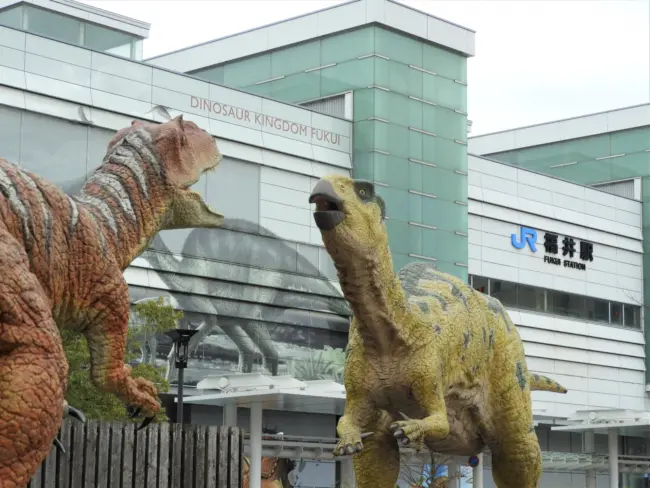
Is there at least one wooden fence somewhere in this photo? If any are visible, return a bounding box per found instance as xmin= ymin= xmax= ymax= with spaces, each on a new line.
xmin=28 ymin=419 xmax=243 ymax=488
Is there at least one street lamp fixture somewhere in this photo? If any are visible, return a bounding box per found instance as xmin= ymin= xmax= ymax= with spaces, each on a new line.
xmin=164 ymin=328 xmax=199 ymax=424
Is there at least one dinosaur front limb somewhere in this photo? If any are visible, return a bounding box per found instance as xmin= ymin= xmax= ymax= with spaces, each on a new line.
xmin=333 ymin=395 xmax=376 ymax=456
xmin=389 ymin=383 xmax=450 ymax=451
xmin=0 ymin=228 xmax=68 ymax=487
xmin=84 ymin=278 xmax=161 ymax=427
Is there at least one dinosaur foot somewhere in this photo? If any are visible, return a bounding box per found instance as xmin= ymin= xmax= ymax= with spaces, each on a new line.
xmin=53 ymin=403 xmax=87 ymax=454
xmin=333 ymin=432 xmax=374 ymax=456
xmin=127 ymin=405 xmax=155 ymax=431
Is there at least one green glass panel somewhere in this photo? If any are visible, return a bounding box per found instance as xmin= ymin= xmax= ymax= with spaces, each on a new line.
xmin=353 ymin=152 xmax=374 ymax=180
xmin=408 ymin=224 xmax=422 ymax=255
xmin=353 ymin=120 xmax=375 ymax=151
xmin=422 ymin=103 xmax=436 ymax=134
xmin=353 ymin=88 xmax=375 ymax=121
xmin=423 ymin=74 xmax=466 ymax=111
xmin=642 ymin=177 xmax=650 ymax=201
xmin=610 ymin=126 xmax=650 ymax=154
xmin=643 ymin=205 xmax=650 ymax=228
xmin=409 ymin=192 xmax=422 ymax=223
xmin=374 ymin=122 xmax=410 ymax=158
xmin=374 ymin=58 xmax=423 ymax=98
xmin=241 ymin=82 xmax=272 ymax=97
xmin=611 ymin=152 xmax=650 ymax=180
xmin=321 ymin=27 xmax=375 ymax=65
xmin=517 ymin=135 xmax=610 ymax=166
xmin=422 ymin=166 xmax=468 ymax=202
xmin=271 ymin=41 xmax=321 ymax=77
xmin=422 ymin=230 xmax=468 ymax=263
xmin=423 ymin=136 xmax=466 ymax=171
xmin=435 ymin=260 xmax=468 ymax=281
xmin=194 ymin=65 xmax=224 ymax=85
xmin=409 ymin=161 xmax=424 ymax=193
xmin=374 ymin=90 xmax=423 ymax=128
xmin=376 ymin=186 xmax=409 ymax=221
xmin=421 ymin=198 xmax=467 ymax=232
xmin=223 ymin=55 xmax=272 ymax=87
xmin=422 ymin=44 xmax=467 ymax=83
xmin=0 ymin=5 xmax=23 ymax=29
xmin=435 ymin=108 xmax=467 ymax=141
xmin=548 ymin=160 xmax=612 ymax=186
xmin=409 ymin=130 xmax=424 ymax=160
xmin=320 ymin=58 xmax=374 ymax=97
xmin=392 ymin=252 xmax=412 ymax=273
xmin=374 ymin=27 xmax=423 ymax=67
xmin=487 ymin=151 xmax=518 ymax=164
xmin=267 ymin=72 xmax=321 ymax=103
xmin=373 ymin=153 xmax=410 ymax=190
xmin=386 ymin=219 xmax=411 ymax=254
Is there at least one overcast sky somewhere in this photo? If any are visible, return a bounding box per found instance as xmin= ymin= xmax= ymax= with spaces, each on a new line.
xmin=81 ymin=0 xmax=650 ymax=136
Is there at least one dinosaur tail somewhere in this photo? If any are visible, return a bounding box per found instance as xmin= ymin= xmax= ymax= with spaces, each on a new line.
xmin=529 ymin=373 xmax=567 ymax=394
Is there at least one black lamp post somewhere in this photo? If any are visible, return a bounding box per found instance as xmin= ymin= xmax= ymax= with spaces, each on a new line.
xmin=164 ymin=328 xmax=199 ymax=424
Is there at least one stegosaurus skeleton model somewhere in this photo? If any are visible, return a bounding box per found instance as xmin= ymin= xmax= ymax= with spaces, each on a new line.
xmin=0 ymin=116 xmax=224 ymax=488
xmin=308 ymin=175 xmax=567 ymax=488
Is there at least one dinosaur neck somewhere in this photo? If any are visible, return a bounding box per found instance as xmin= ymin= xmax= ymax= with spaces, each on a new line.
xmin=76 ymin=128 xmax=172 ymax=269
xmin=335 ymin=238 xmax=409 ymax=353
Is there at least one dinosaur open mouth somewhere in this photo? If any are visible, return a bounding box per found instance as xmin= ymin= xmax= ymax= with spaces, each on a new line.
xmin=309 ymin=179 xmax=346 ymax=230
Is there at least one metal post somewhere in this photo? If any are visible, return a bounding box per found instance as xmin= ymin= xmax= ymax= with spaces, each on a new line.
xmin=223 ymin=403 xmax=237 ymax=427
xmin=608 ymin=428 xmax=619 ymax=488
xmin=585 ymin=431 xmax=597 ymax=488
xmin=473 ymin=453 xmax=484 ymax=488
xmin=340 ymin=458 xmax=355 ymax=487
xmin=176 ymin=366 xmax=184 ymax=423
xmin=447 ymin=458 xmax=460 ymax=488
xmin=249 ymin=402 xmax=263 ymax=488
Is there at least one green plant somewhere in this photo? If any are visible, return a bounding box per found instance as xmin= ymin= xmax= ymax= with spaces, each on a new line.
xmin=63 ymin=296 xmax=183 ymax=422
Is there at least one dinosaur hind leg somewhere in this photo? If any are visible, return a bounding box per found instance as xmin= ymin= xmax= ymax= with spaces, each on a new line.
xmin=352 ymin=411 xmax=400 ymax=488
xmin=490 ymin=437 xmax=542 ymax=488
xmin=0 ymin=227 xmax=68 ymax=487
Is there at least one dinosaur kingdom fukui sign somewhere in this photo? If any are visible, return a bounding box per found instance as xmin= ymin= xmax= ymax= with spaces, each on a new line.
xmin=189 ymin=96 xmax=345 ymax=148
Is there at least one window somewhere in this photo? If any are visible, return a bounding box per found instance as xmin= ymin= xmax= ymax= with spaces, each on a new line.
xmin=610 ymin=302 xmax=623 ymax=325
xmin=490 ymin=280 xmax=517 ymax=308
xmin=0 ymin=5 xmax=23 ymax=29
xmin=84 ymin=23 xmax=136 ymax=58
xmin=624 ymin=304 xmax=641 ymax=327
xmin=24 ymin=5 xmax=82 ymax=45
xmin=471 ymin=275 xmax=488 ymax=294
xmin=468 ymin=275 xmax=642 ymax=329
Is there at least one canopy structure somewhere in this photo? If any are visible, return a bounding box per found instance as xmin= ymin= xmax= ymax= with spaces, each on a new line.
xmin=552 ymin=409 xmax=650 ymax=488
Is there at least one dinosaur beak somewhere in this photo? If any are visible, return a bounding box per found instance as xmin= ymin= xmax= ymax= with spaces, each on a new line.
xmin=309 ymin=179 xmax=346 ymax=230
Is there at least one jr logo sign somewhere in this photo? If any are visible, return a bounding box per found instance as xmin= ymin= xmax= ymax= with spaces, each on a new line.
xmin=511 ymin=226 xmax=538 ymax=252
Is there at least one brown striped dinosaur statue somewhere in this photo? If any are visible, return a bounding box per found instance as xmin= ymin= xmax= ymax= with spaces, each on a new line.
xmin=308 ymin=175 xmax=567 ymax=488
xmin=0 ymin=115 xmax=224 ymax=488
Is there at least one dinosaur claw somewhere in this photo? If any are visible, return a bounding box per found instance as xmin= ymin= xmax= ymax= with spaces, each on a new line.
xmin=344 ymin=445 xmax=355 ymax=455
xmin=53 ymin=437 xmax=66 ymax=454
xmin=398 ymin=411 xmax=410 ymax=420
xmin=67 ymin=406 xmax=86 ymax=424
xmin=393 ymin=429 xmax=404 ymax=438
xmin=127 ymin=406 xmax=141 ymax=419
xmin=137 ymin=416 xmax=154 ymax=431
xmin=360 ymin=431 xmax=374 ymax=439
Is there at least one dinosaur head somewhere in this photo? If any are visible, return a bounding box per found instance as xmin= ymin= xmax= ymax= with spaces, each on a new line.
xmin=109 ymin=115 xmax=224 ymax=229
xmin=309 ymin=175 xmax=387 ymax=260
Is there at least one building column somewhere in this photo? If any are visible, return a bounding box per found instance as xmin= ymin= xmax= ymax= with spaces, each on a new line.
xmin=584 ymin=431 xmax=597 ymax=488
xmin=608 ymin=428 xmax=619 ymax=488
xmin=223 ymin=403 xmax=237 ymax=426
xmin=340 ymin=458 xmax=355 ymax=488
xmin=447 ymin=458 xmax=460 ymax=488
xmin=473 ymin=453 xmax=484 ymax=488
xmin=249 ymin=403 xmax=263 ymax=488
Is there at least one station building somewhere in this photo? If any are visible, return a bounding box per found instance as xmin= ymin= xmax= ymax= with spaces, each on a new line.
xmin=0 ymin=0 xmax=646 ymax=486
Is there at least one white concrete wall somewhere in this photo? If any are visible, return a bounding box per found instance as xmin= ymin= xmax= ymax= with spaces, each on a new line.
xmin=468 ymin=155 xmax=645 ymax=419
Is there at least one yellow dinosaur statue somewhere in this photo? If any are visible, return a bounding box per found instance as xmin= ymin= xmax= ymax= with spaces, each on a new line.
xmin=308 ymin=175 xmax=567 ymax=488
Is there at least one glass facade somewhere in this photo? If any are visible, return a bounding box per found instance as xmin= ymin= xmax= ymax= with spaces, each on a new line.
xmin=0 ymin=4 xmax=142 ymax=59
xmin=484 ymin=127 xmax=650 ymax=378
xmin=193 ymin=26 xmax=470 ymax=280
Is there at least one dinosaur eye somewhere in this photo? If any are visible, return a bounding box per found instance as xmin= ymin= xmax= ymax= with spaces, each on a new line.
xmin=359 ymin=189 xmax=366 ymax=196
